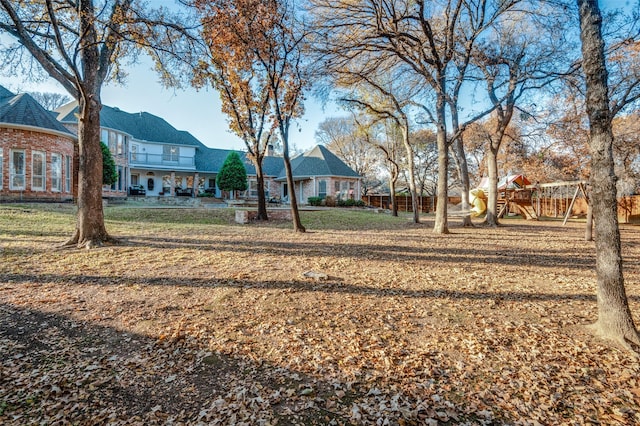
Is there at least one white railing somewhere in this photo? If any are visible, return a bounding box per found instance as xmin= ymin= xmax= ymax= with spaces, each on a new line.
xmin=129 ymin=153 xmax=195 ymax=168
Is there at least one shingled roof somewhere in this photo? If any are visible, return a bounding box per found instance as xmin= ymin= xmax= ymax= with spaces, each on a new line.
xmin=56 ymin=102 xmax=204 ymax=147
xmin=195 ymin=147 xmax=285 ymax=175
xmin=279 ymin=144 xmax=360 ymax=180
xmin=54 ymin=100 xmax=360 ymax=180
xmin=0 ymin=86 xmax=74 ymax=136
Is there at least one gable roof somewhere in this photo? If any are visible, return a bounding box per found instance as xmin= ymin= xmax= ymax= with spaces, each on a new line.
xmin=0 ymin=86 xmax=74 ymax=137
xmin=54 ymin=100 xmax=360 ymax=180
xmin=56 ymin=102 xmax=205 ymax=147
xmin=280 ymin=144 xmax=361 ymax=179
xmin=0 ymin=85 xmax=14 ymax=101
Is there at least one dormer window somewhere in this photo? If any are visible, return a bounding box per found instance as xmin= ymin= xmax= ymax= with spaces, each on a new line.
xmin=163 ymin=145 xmax=179 ymax=162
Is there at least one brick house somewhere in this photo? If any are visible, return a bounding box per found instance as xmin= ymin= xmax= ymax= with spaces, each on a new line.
xmin=54 ymin=100 xmax=362 ymax=203
xmin=0 ymin=86 xmax=75 ymax=202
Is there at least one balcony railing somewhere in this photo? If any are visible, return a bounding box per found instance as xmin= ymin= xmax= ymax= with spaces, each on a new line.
xmin=129 ymin=153 xmax=195 ymax=169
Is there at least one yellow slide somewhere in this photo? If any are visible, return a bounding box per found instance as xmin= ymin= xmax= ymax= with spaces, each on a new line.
xmin=470 ymin=188 xmax=486 ymax=217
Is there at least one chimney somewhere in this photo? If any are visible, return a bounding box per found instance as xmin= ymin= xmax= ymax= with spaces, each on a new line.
xmin=267 ymin=144 xmax=274 ymax=157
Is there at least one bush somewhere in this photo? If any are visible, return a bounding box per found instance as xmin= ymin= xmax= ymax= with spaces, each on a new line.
xmin=308 ymin=196 xmax=323 ymax=206
xmin=101 ymin=142 xmax=118 ymax=186
xmin=324 ymin=195 xmax=336 ymax=207
xmin=336 ymin=198 xmax=364 ymax=207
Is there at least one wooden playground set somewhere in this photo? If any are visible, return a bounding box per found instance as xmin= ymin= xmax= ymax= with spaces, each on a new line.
xmin=484 ymin=175 xmax=639 ymax=224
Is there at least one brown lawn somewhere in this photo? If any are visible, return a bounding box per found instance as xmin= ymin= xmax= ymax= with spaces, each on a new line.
xmin=1 ymin=204 xmax=639 ymax=425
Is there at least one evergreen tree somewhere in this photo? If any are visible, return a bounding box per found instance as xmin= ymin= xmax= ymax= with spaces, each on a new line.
xmin=217 ymin=152 xmax=248 ymax=195
xmin=101 ymin=143 xmax=118 ymax=186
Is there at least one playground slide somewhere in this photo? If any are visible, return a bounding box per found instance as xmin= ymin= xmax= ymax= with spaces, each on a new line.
xmin=470 ymin=188 xmax=486 ymax=216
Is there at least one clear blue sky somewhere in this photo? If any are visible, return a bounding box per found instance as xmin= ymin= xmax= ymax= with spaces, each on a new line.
xmin=2 ymin=58 xmax=337 ymax=152
xmin=2 ymin=0 xmax=633 ymax=151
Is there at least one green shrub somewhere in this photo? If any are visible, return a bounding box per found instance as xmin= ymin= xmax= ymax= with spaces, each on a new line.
xmin=336 ymin=198 xmax=366 ymax=208
xmin=217 ymin=152 xmax=248 ymax=193
xmin=308 ymin=196 xmax=323 ymax=206
xmin=101 ymin=142 xmax=118 ymax=186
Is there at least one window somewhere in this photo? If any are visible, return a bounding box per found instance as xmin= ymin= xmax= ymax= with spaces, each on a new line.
xmin=208 ymin=178 xmax=215 ymax=188
xmin=0 ymin=148 xmax=3 ymax=189
xmin=131 ymin=144 xmax=138 ymax=161
xmin=51 ymin=154 xmax=62 ymax=192
xmin=318 ymin=180 xmax=327 ymax=199
xmin=131 ymin=174 xmax=139 ymax=186
xmin=162 ymin=145 xmax=179 ymax=162
xmin=334 ymin=180 xmax=340 ymax=193
xmin=65 ymin=155 xmax=71 ymax=193
xmin=117 ymin=133 xmax=124 ymax=156
xmin=249 ymin=179 xmax=258 ymax=197
xmin=109 ymin=131 xmax=116 ymax=154
xmin=32 ymin=151 xmax=46 ymax=191
xmin=117 ymin=166 xmax=124 ymax=191
xmin=101 ymin=129 xmax=109 ymax=144
xmin=10 ymin=149 xmax=25 ymax=190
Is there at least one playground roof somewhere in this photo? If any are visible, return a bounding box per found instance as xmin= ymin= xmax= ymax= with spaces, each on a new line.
xmin=478 ymin=174 xmax=531 ymax=191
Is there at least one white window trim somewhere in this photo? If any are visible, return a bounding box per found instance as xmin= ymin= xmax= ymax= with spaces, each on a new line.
xmin=9 ymin=149 xmax=26 ymax=190
xmin=65 ymin=155 xmax=72 ymax=193
xmin=51 ymin=153 xmax=62 ymax=192
xmin=32 ymin=150 xmax=46 ymax=191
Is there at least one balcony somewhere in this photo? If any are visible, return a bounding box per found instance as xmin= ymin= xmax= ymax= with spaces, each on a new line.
xmin=129 ymin=153 xmax=195 ymax=169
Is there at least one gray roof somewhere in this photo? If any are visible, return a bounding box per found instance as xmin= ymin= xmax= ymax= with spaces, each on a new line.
xmin=195 ymin=147 xmax=285 ymax=176
xmin=55 ymin=101 xmax=360 ymax=180
xmin=57 ymin=102 xmax=204 ymax=147
xmin=0 ymin=86 xmax=74 ymax=136
xmin=0 ymin=85 xmax=14 ymax=100
xmin=279 ymin=144 xmax=361 ymax=179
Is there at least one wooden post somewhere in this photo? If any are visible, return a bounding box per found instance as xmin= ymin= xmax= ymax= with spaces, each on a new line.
xmin=562 ymin=185 xmax=581 ymax=225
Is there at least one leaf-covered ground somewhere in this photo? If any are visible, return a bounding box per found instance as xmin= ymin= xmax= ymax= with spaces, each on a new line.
xmin=1 ymin=204 xmax=639 ymax=425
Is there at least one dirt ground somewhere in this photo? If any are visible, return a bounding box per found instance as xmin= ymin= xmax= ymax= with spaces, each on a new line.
xmin=1 ymin=206 xmax=640 ymax=425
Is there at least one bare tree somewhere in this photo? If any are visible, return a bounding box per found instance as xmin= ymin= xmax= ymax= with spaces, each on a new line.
xmin=337 ymin=71 xmax=422 ymax=223
xmin=0 ymin=1 xmax=197 ymax=248
xmin=315 ymin=116 xmax=383 ymax=195
xmin=27 ymin=91 xmax=71 ymax=111
xmin=411 ymin=129 xmax=439 ymax=196
xmin=577 ymin=0 xmax=640 ymax=353
xmin=258 ymin=0 xmax=308 ymax=232
xmin=310 ymin=0 xmax=523 ymax=233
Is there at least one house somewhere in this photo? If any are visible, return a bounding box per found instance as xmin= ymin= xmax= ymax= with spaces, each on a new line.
xmin=1 ymin=89 xmax=362 ymax=204
xmin=0 ymin=86 xmax=75 ymax=202
xmin=54 ymin=100 xmax=362 ymax=204
xmin=277 ymin=144 xmax=362 ymax=202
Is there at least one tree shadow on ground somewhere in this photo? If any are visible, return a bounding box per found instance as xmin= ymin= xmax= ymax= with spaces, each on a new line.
xmin=119 ymin=234 xmax=596 ymax=271
xmin=1 ymin=272 xmax=620 ymax=303
xmin=0 ymin=303 xmax=360 ymax=425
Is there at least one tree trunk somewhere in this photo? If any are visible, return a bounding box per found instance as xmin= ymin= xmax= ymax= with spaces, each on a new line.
xmin=280 ymin=127 xmax=305 ymax=232
xmin=64 ymin=94 xmax=111 ymax=248
xmin=451 ymin=135 xmax=472 ymax=227
xmin=585 ymin=201 xmax=593 ymax=241
xmin=401 ymin=126 xmax=420 ymax=223
xmin=433 ymin=94 xmax=449 ymax=234
xmin=389 ymin=172 xmax=398 ymax=217
xmin=254 ymin=158 xmax=269 ymax=221
xmin=578 ymin=0 xmax=639 ymax=351
xmin=484 ymin=147 xmax=500 ymax=227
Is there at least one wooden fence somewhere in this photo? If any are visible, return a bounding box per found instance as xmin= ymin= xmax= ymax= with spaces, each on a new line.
xmin=362 ymin=194 xmax=461 ymax=213
xmin=364 ymin=193 xmax=640 ymax=223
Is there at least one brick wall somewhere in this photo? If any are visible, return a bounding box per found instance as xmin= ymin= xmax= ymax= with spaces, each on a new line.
xmin=0 ymin=128 xmax=75 ymax=202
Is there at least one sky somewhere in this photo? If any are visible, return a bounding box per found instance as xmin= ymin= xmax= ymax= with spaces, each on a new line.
xmin=1 ymin=58 xmax=340 ymax=152
xmin=0 ymin=0 xmax=634 ymax=152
